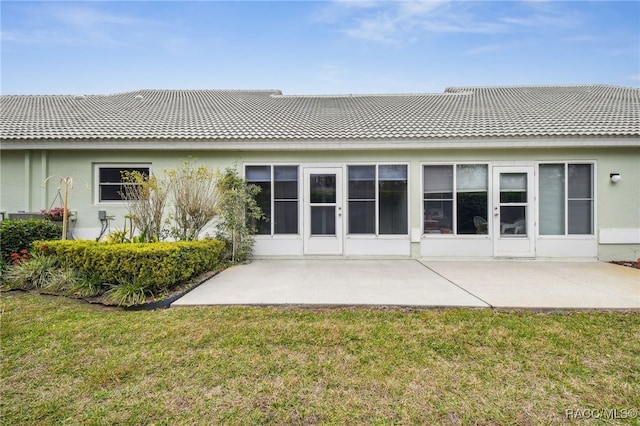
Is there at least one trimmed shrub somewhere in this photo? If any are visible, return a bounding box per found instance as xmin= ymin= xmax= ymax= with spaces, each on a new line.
xmin=35 ymin=239 xmax=225 ymax=304
xmin=0 ymin=219 xmax=62 ymax=264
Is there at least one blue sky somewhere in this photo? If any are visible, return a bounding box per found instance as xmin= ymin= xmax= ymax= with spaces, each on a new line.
xmin=2 ymin=1 xmax=639 ymax=95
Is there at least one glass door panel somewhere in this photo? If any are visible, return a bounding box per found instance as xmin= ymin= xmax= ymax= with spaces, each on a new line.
xmin=304 ymin=168 xmax=343 ymax=255
xmin=492 ymin=167 xmax=535 ymax=257
xmin=499 ymin=173 xmax=528 ymax=237
xmin=310 ymin=174 xmax=336 ymax=203
xmin=500 ymin=206 xmax=526 ymax=235
xmin=310 ymin=174 xmax=337 ymax=236
xmin=311 ymin=206 xmax=336 ymax=235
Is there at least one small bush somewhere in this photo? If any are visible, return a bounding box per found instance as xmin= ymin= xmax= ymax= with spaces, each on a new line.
xmin=0 ymin=219 xmax=62 ymax=264
xmin=10 ymin=249 xmax=30 ymax=265
xmin=215 ymin=167 xmax=263 ymax=263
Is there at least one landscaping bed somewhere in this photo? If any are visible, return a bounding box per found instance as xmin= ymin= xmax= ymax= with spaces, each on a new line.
xmin=4 ymin=269 xmax=219 ymax=310
xmin=1 ymin=164 xmax=260 ymax=308
xmin=610 ymin=260 xmax=640 ymax=270
xmin=2 ymin=239 xmax=226 ymax=307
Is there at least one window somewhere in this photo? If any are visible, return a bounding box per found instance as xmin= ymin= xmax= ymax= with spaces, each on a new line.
xmin=96 ymin=165 xmax=150 ymax=203
xmin=246 ymin=165 xmax=299 ymax=235
xmin=379 ymin=165 xmax=408 ymax=234
xmin=274 ymin=166 xmax=299 ymax=234
xmin=348 ymin=166 xmax=375 ymax=234
xmin=539 ymin=164 xmax=565 ymax=235
xmin=423 ymin=164 xmax=488 ymax=234
xmin=347 ymin=164 xmax=407 ymax=235
xmin=539 ymin=163 xmax=594 ymax=235
xmin=246 ymin=166 xmax=271 ymax=234
xmin=456 ymin=165 xmax=488 ymax=234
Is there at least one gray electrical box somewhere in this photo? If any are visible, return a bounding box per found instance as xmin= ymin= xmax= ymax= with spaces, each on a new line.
xmin=98 ymin=210 xmax=107 ymax=220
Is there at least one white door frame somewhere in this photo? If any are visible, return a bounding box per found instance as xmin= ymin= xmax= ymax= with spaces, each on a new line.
xmin=492 ymin=166 xmax=535 ymax=257
xmin=303 ymin=167 xmax=344 ymax=255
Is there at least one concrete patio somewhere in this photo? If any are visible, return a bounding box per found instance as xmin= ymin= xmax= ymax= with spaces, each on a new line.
xmin=171 ymin=259 xmax=640 ymax=310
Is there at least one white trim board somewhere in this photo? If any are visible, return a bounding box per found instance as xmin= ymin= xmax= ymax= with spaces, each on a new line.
xmin=599 ymin=229 xmax=640 ymax=244
xmin=3 ymin=137 xmax=639 ymax=151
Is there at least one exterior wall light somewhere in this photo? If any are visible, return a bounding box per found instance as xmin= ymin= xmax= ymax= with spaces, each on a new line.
xmin=610 ymin=173 xmax=622 ymax=183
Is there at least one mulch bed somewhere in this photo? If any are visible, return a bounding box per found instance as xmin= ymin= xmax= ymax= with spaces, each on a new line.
xmin=120 ymin=270 xmax=219 ymax=311
xmin=610 ymin=260 xmax=640 ymax=270
xmin=3 ymin=270 xmax=219 ymax=311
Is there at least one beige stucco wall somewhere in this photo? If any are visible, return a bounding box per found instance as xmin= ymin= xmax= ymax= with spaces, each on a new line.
xmin=1 ymin=145 xmax=638 ymax=260
xmin=38 ymin=150 xmax=235 ymax=232
xmin=1 ymin=150 xmax=27 ymax=214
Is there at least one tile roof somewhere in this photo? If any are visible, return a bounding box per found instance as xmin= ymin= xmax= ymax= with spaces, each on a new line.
xmin=1 ymin=85 xmax=639 ymax=142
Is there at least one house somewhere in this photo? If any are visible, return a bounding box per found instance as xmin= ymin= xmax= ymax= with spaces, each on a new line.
xmin=1 ymin=85 xmax=639 ymax=261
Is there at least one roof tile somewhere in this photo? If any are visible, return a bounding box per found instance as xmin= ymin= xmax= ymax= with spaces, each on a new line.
xmin=1 ymin=86 xmax=639 ymax=141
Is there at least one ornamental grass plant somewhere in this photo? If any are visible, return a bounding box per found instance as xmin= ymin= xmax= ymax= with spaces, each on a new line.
xmin=2 ymin=252 xmax=58 ymax=290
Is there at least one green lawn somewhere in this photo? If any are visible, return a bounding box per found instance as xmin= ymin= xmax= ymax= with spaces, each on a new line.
xmin=2 ymin=292 xmax=639 ymax=425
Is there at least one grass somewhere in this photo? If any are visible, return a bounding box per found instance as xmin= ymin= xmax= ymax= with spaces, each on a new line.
xmin=1 ymin=292 xmax=639 ymax=425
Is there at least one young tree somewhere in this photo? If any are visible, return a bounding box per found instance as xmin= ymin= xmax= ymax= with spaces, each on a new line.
xmin=215 ymin=167 xmax=264 ymax=263
xmin=121 ymin=171 xmax=168 ymax=242
xmin=166 ymin=160 xmax=220 ymax=241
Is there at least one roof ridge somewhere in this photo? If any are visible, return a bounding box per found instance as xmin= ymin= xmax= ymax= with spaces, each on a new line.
xmin=273 ymin=91 xmax=466 ymax=98
xmin=0 ymin=89 xmax=284 ymax=98
xmin=4 ymin=85 xmax=639 ymax=98
xmin=445 ymin=84 xmax=640 ymax=93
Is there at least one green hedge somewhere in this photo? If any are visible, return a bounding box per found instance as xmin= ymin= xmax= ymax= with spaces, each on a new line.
xmin=35 ymin=239 xmax=225 ymax=293
xmin=0 ymin=219 xmax=62 ymax=264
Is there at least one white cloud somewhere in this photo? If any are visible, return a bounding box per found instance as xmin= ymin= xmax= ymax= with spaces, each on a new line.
xmin=398 ymin=0 xmax=445 ymax=17
xmin=321 ymin=0 xmax=515 ymax=45
xmin=333 ymin=0 xmax=454 ymax=44
xmin=319 ymin=63 xmax=349 ymax=84
xmin=49 ymin=5 xmax=152 ymax=29
xmin=4 ymin=3 xmax=158 ymax=47
xmin=332 ymin=0 xmax=379 ymax=9
xmin=312 ymin=0 xmax=379 ymax=23
xmin=564 ymin=35 xmax=602 ymax=43
xmin=319 ymin=0 xmax=590 ymax=45
xmin=465 ymin=43 xmax=505 ymax=55
xmin=343 ymin=9 xmax=403 ymax=44
xmin=501 ymin=13 xmax=578 ymax=30
xmin=0 ymin=28 xmax=105 ymax=47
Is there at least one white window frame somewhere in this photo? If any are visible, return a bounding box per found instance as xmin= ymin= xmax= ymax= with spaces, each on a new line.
xmin=94 ymin=163 xmax=151 ymax=205
xmin=244 ymin=164 xmax=301 ymax=237
xmin=536 ymin=161 xmax=597 ymax=238
xmin=346 ymin=162 xmax=410 ymax=237
xmin=421 ymin=162 xmax=490 ymax=237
